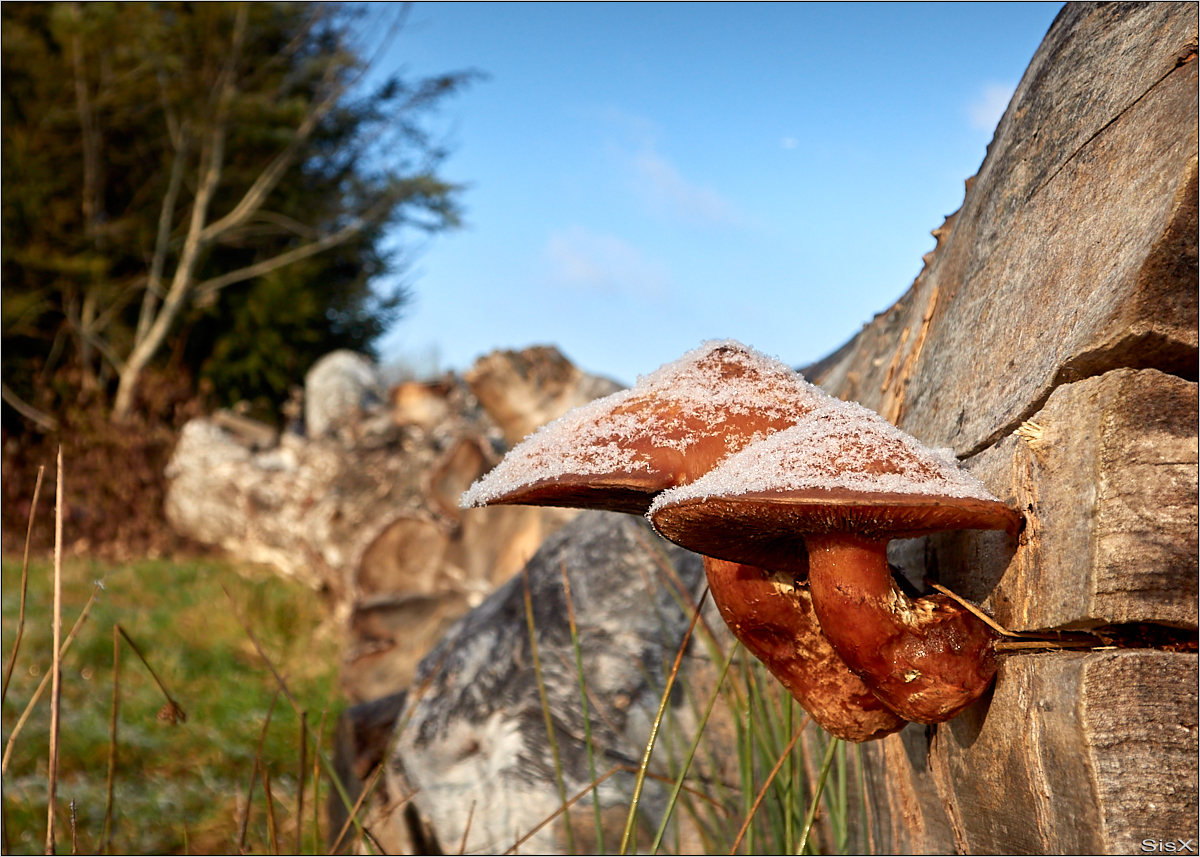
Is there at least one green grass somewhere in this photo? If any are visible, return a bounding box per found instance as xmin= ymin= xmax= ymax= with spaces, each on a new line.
xmin=653 ymin=645 xmax=858 ymax=856
xmin=2 ymin=553 xmax=868 ymax=855
xmin=523 ymin=567 xmax=865 ymax=856
xmin=1 ymin=553 xmax=344 ymax=855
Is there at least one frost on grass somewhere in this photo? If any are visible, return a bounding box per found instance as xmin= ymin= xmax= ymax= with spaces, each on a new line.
xmin=650 ymin=398 xmax=1000 ymax=513
xmin=461 ymin=339 xmax=835 ymax=507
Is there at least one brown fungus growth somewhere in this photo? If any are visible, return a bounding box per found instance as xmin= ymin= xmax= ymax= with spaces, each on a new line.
xmin=461 ymin=340 xmax=905 ymax=741
xmin=650 ymin=401 xmax=1021 ymax=725
xmin=703 ymin=556 xmax=905 ymax=741
xmin=460 ymin=340 xmax=835 ymax=514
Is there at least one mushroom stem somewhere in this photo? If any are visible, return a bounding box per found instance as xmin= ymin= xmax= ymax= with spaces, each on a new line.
xmin=805 ymin=532 xmax=998 ymax=724
xmin=703 ymin=557 xmax=905 ymax=742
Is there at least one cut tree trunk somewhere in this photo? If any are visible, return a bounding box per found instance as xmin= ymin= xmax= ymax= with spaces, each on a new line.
xmin=803 ymin=3 xmax=1198 ymax=852
xmin=164 ymin=346 xmax=616 ymax=703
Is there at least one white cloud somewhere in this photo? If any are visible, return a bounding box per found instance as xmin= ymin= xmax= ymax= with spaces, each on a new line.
xmin=631 ymin=149 xmax=741 ymax=226
xmin=544 ymin=226 xmax=672 ymax=299
xmin=781 ymin=137 xmax=798 ymax=150
xmin=969 ymin=83 xmax=1016 ymax=131
xmin=598 ymin=106 xmax=742 ymax=227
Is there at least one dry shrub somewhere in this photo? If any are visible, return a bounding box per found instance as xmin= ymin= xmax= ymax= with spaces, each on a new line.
xmin=2 ymin=366 xmax=209 ymax=559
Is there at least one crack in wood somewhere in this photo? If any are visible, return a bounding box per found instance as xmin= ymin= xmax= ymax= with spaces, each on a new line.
xmin=1027 ymin=47 xmax=1198 ymax=203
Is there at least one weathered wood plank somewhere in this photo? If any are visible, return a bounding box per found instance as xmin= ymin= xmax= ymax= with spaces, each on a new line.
xmin=858 ymin=724 xmax=958 ymax=855
xmin=930 ymin=651 xmax=1198 ymax=855
xmin=928 ymin=368 xmax=1198 ymax=632
xmin=809 ymin=3 xmax=1198 ymax=457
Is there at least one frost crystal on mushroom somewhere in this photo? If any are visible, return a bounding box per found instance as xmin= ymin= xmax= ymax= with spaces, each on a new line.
xmin=461 ymin=340 xmax=836 ymax=514
xmin=651 ymin=400 xmax=998 ymax=512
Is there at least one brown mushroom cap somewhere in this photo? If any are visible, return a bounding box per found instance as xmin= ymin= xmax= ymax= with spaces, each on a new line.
xmin=460 ymin=341 xmax=915 ymax=737
xmin=460 ymin=340 xmax=835 ymax=514
xmin=649 ymin=401 xmax=1020 ymax=724
xmin=649 ymin=401 xmax=1019 ymax=557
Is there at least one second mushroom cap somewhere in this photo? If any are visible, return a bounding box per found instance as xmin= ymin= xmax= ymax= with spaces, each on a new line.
xmin=649 ymin=400 xmax=1020 ymax=724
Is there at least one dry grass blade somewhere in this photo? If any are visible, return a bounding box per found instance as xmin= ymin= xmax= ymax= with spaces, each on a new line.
xmin=327 ymin=762 xmax=412 ymax=855
xmin=796 ymin=735 xmax=839 ymax=854
xmin=220 ymin=583 xmax=360 ymax=842
xmin=334 ymin=644 xmax=448 ymax=855
xmin=1 ymin=580 xmax=105 ymax=775
xmin=296 ymin=710 xmax=307 ymax=856
xmin=993 ymin=639 xmax=1100 ymax=650
xmin=2 ymin=464 xmax=44 ymax=705
xmin=649 ymin=640 xmax=740 ymax=855
xmin=618 ymin=587 xmax=710 ymax=856
xmin=101 ymin=625 xmax=121 ymax=854
xmin=263 ymin=767 xmax=280 ymax=856
xmin=228 ymin=570 xmax=446 ymax=856
xmin=927 ymin=582 xmax=1022 ymax=636
xmin=46 ymin=445 xmax=64 ymax=857
xmin=504 ymin=766 xmax=623 ymax=856
xmin=114 ymin=625 xmax=186 ymax=724
xmin=560 ymin=562 xmax=605 ymax=854
xmin=857 ymin=743 xmax=874 ymax=855
xmin=928 ymin=582 xmax=1102 ymax=648
xmin=313 ymin=710 xmax=328 ymax=850
xmin=458 ymin=800 xmax=476 ymax=856
xmin=727 ymin=717 xmax=809 ymax=855
xmin=221 ymin=586 xmax=303 ymax=710
xmin=219 ymin=581 xmax=451 ymax=855
xmin=522 ymin=565 xmax=576 ymax=854
xmin=326 ymin=762 xmax=382 ymax=855
xmin=239 ymin=689 xmax=280 ymax=853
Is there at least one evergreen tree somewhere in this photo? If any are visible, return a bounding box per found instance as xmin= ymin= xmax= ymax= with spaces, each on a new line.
xmin=2 ymin=2 xmax=477 ymax=424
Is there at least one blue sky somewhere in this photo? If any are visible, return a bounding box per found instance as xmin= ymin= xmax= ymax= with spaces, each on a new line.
xmin=365 ymin=2 xmax=1063 ymax=387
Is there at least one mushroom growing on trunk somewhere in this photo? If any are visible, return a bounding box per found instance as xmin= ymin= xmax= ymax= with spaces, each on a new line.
xmin=703 ymin=556 xmax=904 ymax=741
xmin=462 ymin=340 xmax=905 ymax=741
xmin=462 ymin=340 xmax=834 ymax=514
xmin=650 ymin=400 xmax=1021 ymax=725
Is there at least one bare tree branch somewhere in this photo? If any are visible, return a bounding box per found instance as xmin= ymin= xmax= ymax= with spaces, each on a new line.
xmin=137 ymin=133 xmax=189 ymax=343
xmin=0 ymin=384 xmax=60 ymax=432
xmin=192 ymin=195 xmax=399 ymax=301
xmin=199 ymin=52 xmax=346 ymax=244
xmin=113 ymin=4 xmax=249 ymax=418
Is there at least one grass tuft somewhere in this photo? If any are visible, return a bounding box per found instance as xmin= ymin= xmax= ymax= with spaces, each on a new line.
xmin=1 ymin=551 xmax=343 ymax=854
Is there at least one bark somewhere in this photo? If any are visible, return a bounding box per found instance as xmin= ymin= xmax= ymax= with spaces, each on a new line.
xmin=803 ymin=3 xmax=1198 ymax=851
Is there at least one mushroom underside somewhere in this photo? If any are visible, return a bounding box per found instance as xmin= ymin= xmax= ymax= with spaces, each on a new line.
xmin=652 ymin=491 xmax=1019 ymax=724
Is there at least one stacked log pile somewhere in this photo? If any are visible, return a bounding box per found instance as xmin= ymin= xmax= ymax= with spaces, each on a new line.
xmin=164 ymin=346 xmax=620 ymax=702
xmin=802 ymin=3 xmax=1197 ymax=851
